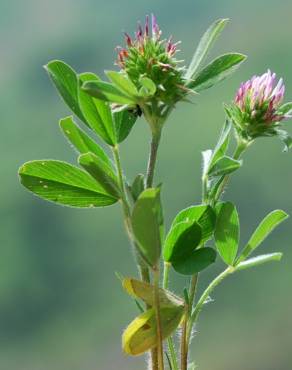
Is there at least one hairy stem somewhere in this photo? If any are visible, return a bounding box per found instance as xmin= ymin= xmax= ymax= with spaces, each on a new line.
xmin=112 ymin=145 xmax=158 ymax=370
xmin=188 ymin=267 xmax=234 ymax=335
xmin=185 ymin=274 xmax=199 ymax=349
xmin=146 ymin=131 xmax=161 ymax=188
xmin=154 ymin=267 xmax=165 ymax=370
xmin=183 ymin=139 xmax=249 ymax=362
xmin=180 ymin=311 xmax=188 ymax=370
xmin=144 ymin=127 xmax=162 ymax=369
xmin=163 ymin=262 xmax=179 ymax=370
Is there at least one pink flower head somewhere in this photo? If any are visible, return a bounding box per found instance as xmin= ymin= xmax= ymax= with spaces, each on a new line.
xmin=235 ymin=70 xmax=288 ymax=124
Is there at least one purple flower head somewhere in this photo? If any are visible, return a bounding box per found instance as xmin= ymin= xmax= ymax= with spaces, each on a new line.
xmin=235 ymin=70 xmax=288 ymax=125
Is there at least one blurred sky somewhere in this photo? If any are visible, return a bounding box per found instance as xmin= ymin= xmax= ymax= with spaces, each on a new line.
xmin=1 ymin=0 xmax=292 ymax=369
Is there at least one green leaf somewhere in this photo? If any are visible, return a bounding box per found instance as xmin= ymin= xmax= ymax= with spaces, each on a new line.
xmin=202 ymin=150 xmax=213 ymax=178
xmin=172 ymin=247 xmax=216 ymax=275
xmin=45 ymin=60 xmax=87 ymax=124
xmin=82 ymin=80 xmax=135 ymax=105
xmin=278 ymin=102 xmax=292 ymax=115
xmin=208 ymin=156 xmax=242 ymax=177
xmin=276 ymin=129 xmax=292 ymax=152
xmin=236 ymin=210 xmax=288 ymax=264
xmin=78 ymin=152 xmax=120 ymax=199
xmin=202 ymin=121 xmax=231 ymax=183
xmin=215 ymin=202 xmax=240 ymax=265
xmin=19 ymin=160 xmax=118 ymax=208
xmin=59 ymin=116 xmax=113 ymax=167
xmin=235 ymin=253 xmax=283 ymax=271
xmin=130 ymin=174 xmax=145 ymax=202
xmin=185 ymin=18 xmax=229 ymax=80
xmin=210 ymin=120 xmax=232 ymax=166
xmin=139 ymin=76 xmax=157 ymax=96
xmin=188 ymin=53 xmax=247 ymax=92
xmin=106 ymin=70 xmax=138 ymax=97
xmin=113 ymin=109 xmax=137 ymax=143
xmin=131 ymin=188 xmax=163 ymax=267
xmin=170 ymin=205 xmax=216 ymax=244
xmin=122 ymin=306 xmax=184 ymax=356
xmin=122 ymin=278 xmax=184 ymax=307
xmin=163 ymin=221 xmax=202 ymax=263
xmin=78 ymin=73 xmax=116 ymax=146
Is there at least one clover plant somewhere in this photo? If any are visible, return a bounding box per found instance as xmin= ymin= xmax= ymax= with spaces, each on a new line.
xmin=18 ymin=15 xmax=292 ymax=370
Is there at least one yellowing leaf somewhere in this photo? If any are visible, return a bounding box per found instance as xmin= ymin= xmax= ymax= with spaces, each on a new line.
xmin=122 ymin=278 xmax=184 ymax=308
xmin=122 ymin=306 xmax=184 ymax=356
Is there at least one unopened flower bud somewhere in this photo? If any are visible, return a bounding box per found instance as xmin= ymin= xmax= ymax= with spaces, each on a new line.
xmin=226 ymin=70 xmax=291 ymax=142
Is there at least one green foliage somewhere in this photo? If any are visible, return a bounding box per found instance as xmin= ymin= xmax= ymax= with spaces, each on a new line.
xmin=139 ymin=76 xmax=157 ymax=97
xmin=164 ymin=205 xmax=217 ymax=275
xmin=185 ymin=18 xmax=229 ymax=80
xmin=215 ymin=202 xmax=240 ymax=265
xmin=211 ymin=120 xmax=231 ymax=162
xmin=78 ymin=152 xmax=120 ymax=199
xmin=170 ymin=205 xmax=216 ymax=244
xmin=172 ymin=247 xmax=217 ymax=275
xmin=131 ymin=188 xmax=163 ymax=267
xmin=122 ymin=306 xmax=184 ymax=356
xmin=202 ymin=120 xmax=236 ymax=201
xmin=208 ymin=156 xmax=242 ymax=177
xmin=163 ymin=221 xmax=202 ymax=262
xmin=78 ymin=73 xmax=117 ymax=146
xmin=130 ymin=174 xmax=145 ymax=202
xmin=106 ymin=71 xmax=138 ymax=100
xmin=82 ymin=80 xmax=135 ymax=105
xmin=59 ymin=116 xmax=113 ymax=166
xmin=45 ymin=60 xmax=87 ymax=124
xmin=236 ymin=210 xmax=288 ymax=264
xmin=188 ymin=53 xmax=247 ymax=92
xmin=278 ymin=102 xmax=292 ymax=115
xmin=113 ymin=109 xmax=138 ymax=143
xmin=235 ymin=253 xmax=283 ymax=271
xmin=19 ymin=160 xmax=118 ymax=208
xmin=106 ymin=70 xmax=139 ymax=97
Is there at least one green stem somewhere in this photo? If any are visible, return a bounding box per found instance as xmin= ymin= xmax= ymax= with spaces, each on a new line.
xmin=144 ymin=123 xmax=162 ymax=370
xmin=163 ymin=262 xmax=179 ymax=370
xmin=162 ymin=262 xmax=170 ymax=289
xmin=180 ymin=311 xmax=188 ymax=370
xmin=112 ymin=145 xmax=158 ymax=370
xmin=187 ymin=267 xmax=234 ymax=341
xmin=180 ymin=274 xmax=199 ymax=367
xmin=146 ymin=131 xmax=161 ymax=188
xmin=154 ymin=267 xmax=164 ymax=370
xmin=202 ymin=175 xmax=208 ymax=204
xmin=184 ymin=140 xmax=249 ymax=360
xmin=188 ymin=275 xmax=199 ymax=312
xmin=113 ymin=145 xmax=131 ymax=217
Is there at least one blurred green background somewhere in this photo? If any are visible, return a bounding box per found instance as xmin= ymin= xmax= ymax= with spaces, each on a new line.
xmin=1 ymin=0 xmax=292 ymax=369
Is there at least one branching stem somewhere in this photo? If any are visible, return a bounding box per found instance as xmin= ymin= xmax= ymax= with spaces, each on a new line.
xmin=112 ymin=145 xmax=158 ymax=370
xmin=187 ymin=267 xmax=234 ymax=339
